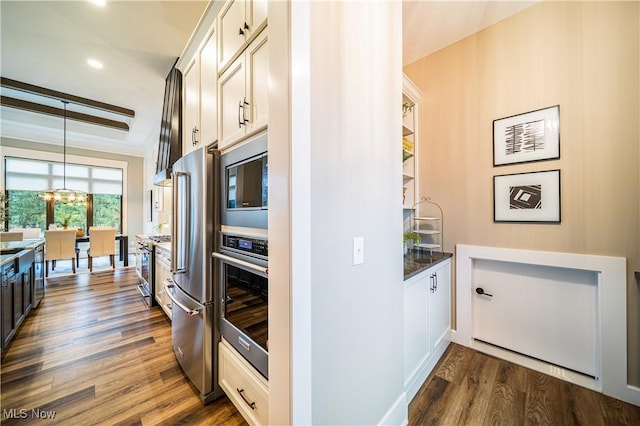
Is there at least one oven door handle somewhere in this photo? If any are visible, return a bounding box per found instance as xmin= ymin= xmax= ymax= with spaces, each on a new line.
xmin=212 ymin=252 xmax=268 ymax=276
xmin=164 ymin=284 xmax=202 ymax=317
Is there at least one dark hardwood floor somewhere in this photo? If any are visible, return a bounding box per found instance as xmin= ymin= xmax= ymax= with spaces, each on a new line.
xmin=410 ymin=343 xmax=640 ymax=425
xmin=0 ymin=268 xmax=246 ymax=425
xmin=2 ymin=268 xmax=639 ymax=425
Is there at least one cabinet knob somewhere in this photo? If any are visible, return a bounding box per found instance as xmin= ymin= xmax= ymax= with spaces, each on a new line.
xmin=239 ymin=27 xmax=245 ymax=36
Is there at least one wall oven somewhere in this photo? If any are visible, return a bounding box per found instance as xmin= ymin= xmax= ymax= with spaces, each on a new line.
xmin=213 ymin=232 xmax=268 ymax=378
xmin=220 ymin=132 xmax=268 ymax=229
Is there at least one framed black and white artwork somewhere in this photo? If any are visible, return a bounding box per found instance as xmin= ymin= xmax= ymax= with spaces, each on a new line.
xmin=494 ymin=170 xmax=561 ymax=223
xmin=493 ymin=105 xmax=560 ymax=166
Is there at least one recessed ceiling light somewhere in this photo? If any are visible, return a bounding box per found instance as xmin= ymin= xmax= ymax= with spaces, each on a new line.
xmin=88 ymin=0 xmax=106 ymax=6
xmin=87 ymin=58 xmax=103 ymax=69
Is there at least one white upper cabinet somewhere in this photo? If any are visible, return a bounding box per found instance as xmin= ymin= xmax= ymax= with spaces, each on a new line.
xmin=218 ymin=29 xmax=268 ymax=150
xmin=182 ymin=28 xmax=218 ymax=156
xmin=182 ymin=55 xmax=200 ymax=155
xmin=200 ymin=31 xmax=218 ymax=148
xmin=218 ymin=0 xmax=268 ymax=74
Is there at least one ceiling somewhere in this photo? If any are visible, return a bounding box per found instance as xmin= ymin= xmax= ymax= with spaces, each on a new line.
xmin=403 ymin=1 xmax=539 ymax=66
xmin=0 ymin=0 xmax=209 ymax=157
xmin=0 ymin=0 xmax=538 ymax=158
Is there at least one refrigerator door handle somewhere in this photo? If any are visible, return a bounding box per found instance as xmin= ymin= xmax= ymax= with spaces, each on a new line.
xmin=165 ymin=283 xmax=202 ymax=316
xmin=172 ymin=170 xmax=190 ymax=274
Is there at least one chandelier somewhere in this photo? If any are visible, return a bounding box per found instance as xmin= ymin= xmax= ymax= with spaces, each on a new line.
xmin=38 ymin=101 xmax=86 ymax=204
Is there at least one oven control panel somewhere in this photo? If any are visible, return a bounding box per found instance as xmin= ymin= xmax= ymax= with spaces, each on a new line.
xmin=221 ymin=234 xmax=268 ymax=258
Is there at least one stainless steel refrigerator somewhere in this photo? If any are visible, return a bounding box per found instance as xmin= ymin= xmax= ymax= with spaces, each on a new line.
xmin=166 ymin=145 xmax=222 ymax=403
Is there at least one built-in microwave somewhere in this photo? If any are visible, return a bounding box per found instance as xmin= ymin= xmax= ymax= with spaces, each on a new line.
xmin=220 ymin=133 xmax=268 ymax=229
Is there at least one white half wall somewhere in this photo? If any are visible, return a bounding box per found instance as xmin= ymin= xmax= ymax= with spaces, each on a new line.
xmin=454 ymin=244 xmax=640 ymax=406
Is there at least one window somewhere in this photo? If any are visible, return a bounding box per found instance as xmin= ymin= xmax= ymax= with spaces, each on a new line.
xmin=4 ymin=156 xmax=124 ymax=232
xmin=93 ymin=194 xmax=122 ymax=229
xmin=6 ymin=190 xmax=46 ymax=229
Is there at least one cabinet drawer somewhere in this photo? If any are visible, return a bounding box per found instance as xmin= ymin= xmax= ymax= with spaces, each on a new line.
xmin=219 ymin=338 xmax=268 ymax=426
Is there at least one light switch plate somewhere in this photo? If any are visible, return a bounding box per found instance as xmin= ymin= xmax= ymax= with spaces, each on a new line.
xmin=353 ymin=237 xmax=364 ymax=265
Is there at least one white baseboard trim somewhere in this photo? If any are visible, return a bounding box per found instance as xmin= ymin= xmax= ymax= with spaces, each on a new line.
xmin=377 ymin=392 xmax=408 ymax=426
xmin=405 ymin=340 xmax=450 ymax=402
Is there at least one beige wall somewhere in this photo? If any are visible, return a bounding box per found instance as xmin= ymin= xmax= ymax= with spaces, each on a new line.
xmin=1 ymin=137 xmax=145 ymax=253
xmin=404 ymin=1 xmax=640 ymax=385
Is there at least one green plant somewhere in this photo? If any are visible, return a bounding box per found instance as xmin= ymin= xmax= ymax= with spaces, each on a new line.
xmin=0 ymin=194 xmax=8 ymax=231
xmin=403 ymin=231 xmax=421 ymax=244
xmin=402 ymin=102 xmax=414 ymax=117
xmin=154 ymin=222 xmax=168 ymax=233
xmin=58 ymin=212 xmax=73 ymax=228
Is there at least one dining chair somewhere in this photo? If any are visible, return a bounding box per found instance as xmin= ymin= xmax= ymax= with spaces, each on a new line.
xmin=87 ymin=226 xmax=117 ymax=272
xmin=44 ymin=229 xmax=77 ymax=276
xmin=9 ymin=227 xmax=41 ymax=239
xmin=0 ymin=231 xmax=23 ymax=242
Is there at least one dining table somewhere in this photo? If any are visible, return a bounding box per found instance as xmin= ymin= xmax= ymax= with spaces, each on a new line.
xmin=74 ymin=234 xmax=129 ymax=267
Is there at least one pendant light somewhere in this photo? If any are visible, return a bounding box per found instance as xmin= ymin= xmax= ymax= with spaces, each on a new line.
xmin=38 ymin=101 xmax=86 ymax=204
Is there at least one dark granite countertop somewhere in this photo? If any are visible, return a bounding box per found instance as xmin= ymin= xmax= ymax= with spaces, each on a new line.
xmin=404 ymin=250 xmax=453 ymax=281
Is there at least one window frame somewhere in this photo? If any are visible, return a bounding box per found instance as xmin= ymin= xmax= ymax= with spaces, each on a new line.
xmin=1 ymin=147 xmax=128 ymax=234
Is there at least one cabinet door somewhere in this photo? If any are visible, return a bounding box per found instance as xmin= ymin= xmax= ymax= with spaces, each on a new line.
xmin=218 ymin=0 xmax=246 ymax=73
xmin=245 ymin=29 xmax=268 ymax=135
xmin=247 ymin=0 xmax=267 ymax=39
xmin=22 ymin=269 xmax=32 ymax=317
xmin=219 ymin=339 xmax=269 ymax=425
xmin=12 ymin=273 xmax=23 ymax=327
xmin=154 ymin=258 xmax=165 ymax=306
xmin=403 ymin=273 xmax=430 ymax=385
xmin=200 ymin=29 xmax=218 ymax=147
xmin=218 ymin=56 xmax=247 ymax=150
xmin=429 ymin=260 xmax=451 ymax=352
xmin=1 ymin=277 xmax=14 ymax=350
xmin=183 ymin=56 xmax=201 ymax=156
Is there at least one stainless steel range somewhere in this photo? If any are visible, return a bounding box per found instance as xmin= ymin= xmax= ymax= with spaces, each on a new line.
xmin=135 ymin=234 xmax=171 ymax=306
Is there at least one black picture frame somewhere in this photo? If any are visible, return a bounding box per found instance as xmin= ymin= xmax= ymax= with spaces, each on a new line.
xmin=493 ymin=105 xmax=560 ymax=166
xmin=493 ymin=170 xmax=561 ymax=223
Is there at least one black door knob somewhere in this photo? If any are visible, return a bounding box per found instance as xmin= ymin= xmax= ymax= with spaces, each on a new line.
xmin=475 ymin=287 xmax=493 ymax=297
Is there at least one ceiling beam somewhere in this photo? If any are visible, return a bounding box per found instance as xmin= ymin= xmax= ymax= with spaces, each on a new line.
xmin=1 ymin=96 xmax=130 ymax=131
xmin=0 ymin=77 xmax=135 ymax=118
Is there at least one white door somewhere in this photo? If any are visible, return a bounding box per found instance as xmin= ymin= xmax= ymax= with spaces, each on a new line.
xmin=472 ymin=259 xmax=598 ymax=377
